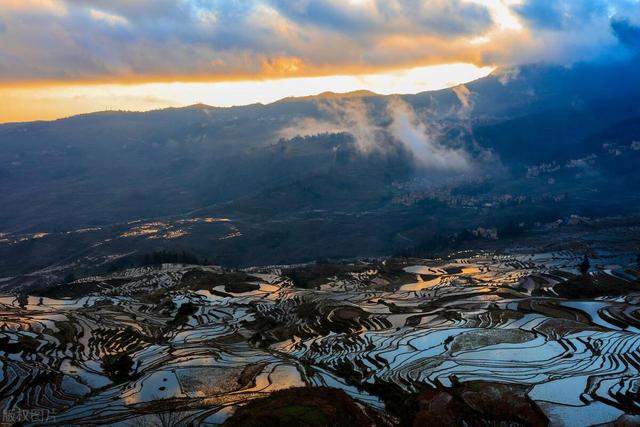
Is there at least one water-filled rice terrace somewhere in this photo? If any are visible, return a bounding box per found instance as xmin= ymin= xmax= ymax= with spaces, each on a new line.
xmin=2 ymin=235 xmax=640 ymax=426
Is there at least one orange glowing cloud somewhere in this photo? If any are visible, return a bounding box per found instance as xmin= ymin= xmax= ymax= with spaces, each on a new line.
xmin=260 ymin=56 xmax=306 ymax=77
xmin=2 ymin=0 xmax=66 ymax=14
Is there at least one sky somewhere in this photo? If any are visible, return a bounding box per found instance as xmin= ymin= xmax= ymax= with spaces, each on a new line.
xmin=1 ymin=0 xmax=639 ymax=122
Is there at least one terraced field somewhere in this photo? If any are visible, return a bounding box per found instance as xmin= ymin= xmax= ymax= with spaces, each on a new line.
xmin=1 ymin=234 xmax=640 ymax=425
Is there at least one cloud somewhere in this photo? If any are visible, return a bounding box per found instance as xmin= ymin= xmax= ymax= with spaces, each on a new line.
xmin=277 ymin=117 xmax=348 ymax=140
xmin=496 ymin=0 xmax=640 ymax=65
xmin=1 ymin=0 xmax=640 ymax=85
xmin=566 ymin=154 xmax=597 ymax=169
xmin=494 ymin=66 xmax=520 ymax=85
xmin=318 ymin=98 xmax=383 ymax=153
xmin=0 ymin=0 xmax=497 ymax=83
xmin=277 ymin=98 xmax=382 ymax=154
xmin=612 ymin=18 xmax=640 ymax=49
xmin=514 ymin=0 xmax=606 ymax=31
xmin=451 ymin=84 xmax=473 ymax=116
xmin=89 ymin=9 xmax=130 ymax=27
xmin=267 ymin=0 xmax=493 ymax=37
xmin=261 ymin=56 xmax=305 ymax=76
xmin=387 ymin=97 xmax=472 ymax=171
xmin=280 ymin=96 xmax=475 ymax=172
xmin=62 ymin=0 xmax=187 ymax=21
xmin=2 ymin=0 xmax=67 ymax=15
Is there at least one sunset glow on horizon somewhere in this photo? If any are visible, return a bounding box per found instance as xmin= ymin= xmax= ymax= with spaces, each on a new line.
xmin=0 ymin=63 xmax=494 ymax=123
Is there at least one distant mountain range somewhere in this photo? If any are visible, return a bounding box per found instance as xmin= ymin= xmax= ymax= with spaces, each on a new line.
xmin=1 ymin=56 xmax=640 ymax=279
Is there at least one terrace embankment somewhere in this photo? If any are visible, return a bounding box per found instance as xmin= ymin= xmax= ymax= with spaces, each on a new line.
xmin=1 ymin=235 xmax=640 ymax=425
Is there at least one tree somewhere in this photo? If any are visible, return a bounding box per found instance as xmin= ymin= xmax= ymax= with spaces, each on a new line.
xmin=64 ymin=270 xmax=76 ymax=283
xmin=579 ymin=255 xmax=590 ymax=275
xmin=102 ymin=353 xmax=134 ymax=382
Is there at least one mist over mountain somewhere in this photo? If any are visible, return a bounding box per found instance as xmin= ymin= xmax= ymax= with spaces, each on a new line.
xmin=1 ymin=56 xmax=640 ymax=277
